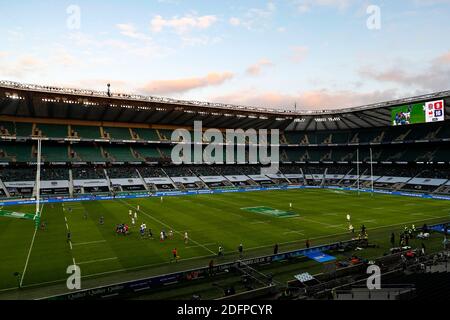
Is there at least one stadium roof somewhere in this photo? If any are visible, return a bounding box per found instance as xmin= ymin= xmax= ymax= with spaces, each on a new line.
xmin=1 ymin=80 xmax=449 ymax=131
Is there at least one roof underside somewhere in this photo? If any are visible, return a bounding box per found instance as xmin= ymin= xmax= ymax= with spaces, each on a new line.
xmin=1 ymin=82 xmax=449 ymax=131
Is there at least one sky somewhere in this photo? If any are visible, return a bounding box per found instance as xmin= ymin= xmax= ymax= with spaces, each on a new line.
xmin=0 ymin=0 xmax=450 ymax=111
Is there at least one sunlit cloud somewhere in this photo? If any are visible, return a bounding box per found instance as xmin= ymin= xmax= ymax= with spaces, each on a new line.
xmin=141 ymin=72 xmax=234 ymax=95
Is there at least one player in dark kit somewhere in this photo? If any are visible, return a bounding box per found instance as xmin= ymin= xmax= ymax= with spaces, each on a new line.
xmin=171 ymin=248 xmax=178 ymax=263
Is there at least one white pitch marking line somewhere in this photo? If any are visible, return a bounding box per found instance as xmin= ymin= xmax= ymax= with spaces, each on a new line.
xmin=78 ymin=257 xmax=118 ymax=265
xmin=20 ymin=204 xmax=45 ymax=288
xmin=283 ymin=231 xmax=305 ymax=235
xmin=120 ymin=200 xmax=216 ymax=255
xmin=186 ymin=242 xmax=216 ymax=249
xmin=73 ymin=240 xmax=106 ymax=247
xmin=6 ymin=213 xmax=450 ymax=295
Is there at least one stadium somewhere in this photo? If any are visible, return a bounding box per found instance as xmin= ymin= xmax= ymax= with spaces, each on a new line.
xmin=0 ymin=80 xmax=449 ymax=301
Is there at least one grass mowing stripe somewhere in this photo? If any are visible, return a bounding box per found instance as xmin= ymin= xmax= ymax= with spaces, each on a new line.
xmin=19 ymin=204 xmax=44 ymax=288
xmin=2 ymin=189 xmax=450 ymax=295
xmin=120 ymin=200 xmax=216 ymax=255
xmin=4 ymin=212 xmax=449 ymax=295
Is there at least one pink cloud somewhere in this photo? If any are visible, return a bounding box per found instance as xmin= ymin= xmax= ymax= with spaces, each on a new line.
xmin=433 ymin=51 xmax=450 ymax=65
xmin=141 ymin=72 xmax=234 ymax=95
xmin=246 ymin=59 xmax=274 ymax=76
xmin=291 ymin=46 xmax=309 ymax=63
xmin=359 ymin=51 xmax=450 ymax=92
xmin=210 ymin=88 xmax=399 ymax=110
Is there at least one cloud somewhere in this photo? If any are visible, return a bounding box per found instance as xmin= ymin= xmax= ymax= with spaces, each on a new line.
xmin=68 ymin=79 xmax=130 ymax=92
xmin=433 ymin=51 xmax=450 ymax=65
xmin=359 ymin=50 xmax=450 ymax=92
xmin=246 ymin=59 xmax=274 ymax=76
xmin=116 ymin=23 xmax=152 ymax=41
xmin=210 ymin=88 xmax=399 ymax=110
xmin=141 ymin=72 xmax=234 ymax=95
xmin=0 ymin=55 xmax=47 ymax=78
xmin=67 ymin=32 xmax=169 ymax=58
xmin=291 ymin=46 xmax=309 ymax=63
xmin=292 ymin=0 xmax=354 ymax=13
xmin=232 ymin=2 xmax=277 ymax=30
xmin=229 ymin=17 xmax=241 ymax=26
xmin=150 ymin=14 xmax=218 ymax=34
xmin=180 ymin=35 xmax=222 ymax=47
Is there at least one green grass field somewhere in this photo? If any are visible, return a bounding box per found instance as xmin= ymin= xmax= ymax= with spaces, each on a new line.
xmin=1 ymin=189 xmax=449 ymax=296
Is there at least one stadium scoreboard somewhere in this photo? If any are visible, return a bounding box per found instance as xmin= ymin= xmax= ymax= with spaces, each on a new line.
xmin=392 ymin=99 xmax=445 ymax=126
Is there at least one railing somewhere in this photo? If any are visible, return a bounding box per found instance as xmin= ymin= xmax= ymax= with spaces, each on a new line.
xmin=2 ymin=79 xmax=449 ymax=116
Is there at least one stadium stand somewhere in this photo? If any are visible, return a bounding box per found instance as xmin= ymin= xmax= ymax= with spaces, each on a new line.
xmin=133 ymin=146 xmax=162 ymax=161
xmin=132 ymin=128 xmax=160 ymax=141
xmin=70 ymin=144 xmax=105 ymax=162
xmin=0 ymin=81 xmax=448 ymax=198
xmin=71 ymin=125 xmax=102 ymax=139
xmin=103 ymin=127 xmax=132 ymax=140
xmin=36 ymin=124 xmax=68 ymax=138
xmin=103 ymin=145 xmax=137 ymax=162
xmin=42 ymin=144 xmax=70 ymax=162
xmin=72 ymin=167 xmax=106 ymax=180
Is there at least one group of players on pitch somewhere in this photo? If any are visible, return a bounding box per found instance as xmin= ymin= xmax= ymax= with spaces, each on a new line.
xmin=118 ymin=206 xmax=190 ymax=245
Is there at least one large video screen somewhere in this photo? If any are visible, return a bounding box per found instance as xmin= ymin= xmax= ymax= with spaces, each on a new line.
xmin=391 ymin=100 xmax=445 ymax=126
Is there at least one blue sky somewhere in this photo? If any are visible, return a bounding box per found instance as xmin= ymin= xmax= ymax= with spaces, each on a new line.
xmin=1 ymin=0 xmax=450 ymax=110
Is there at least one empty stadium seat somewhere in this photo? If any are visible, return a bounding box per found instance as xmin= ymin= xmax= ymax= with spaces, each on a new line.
xmin=72 ymin=126 xmax=101 ymax=139
xmin=103 ymin=127 xmax=132 ymax=140
xmin=37 ymin=124 xmax=69 ymax=138
xmin=133 ymin=128 xmax=160 ymax=141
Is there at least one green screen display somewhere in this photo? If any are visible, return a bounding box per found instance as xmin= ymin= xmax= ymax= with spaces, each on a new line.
xmin=391 ymin=103 xmax=425 ymax=126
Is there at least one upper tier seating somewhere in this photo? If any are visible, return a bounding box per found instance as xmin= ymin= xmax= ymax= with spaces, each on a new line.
xmin=103 ymin=145 xmax=136 ymax=162
xmin=42 ymin=144 xmax=70 ymax=162
xmin=0 ymin=143 xmax=33 ymax=162
xmin=158 ymin=129 xmax=173 ymax=141
xmin=72 ymin=126 xmax=101 ymax=139
xmin=133 ymin=146 xmax=162 ymax=160
xmin=133 ymin=128 xmax=160 ymax=141
xmin=15 ymin=123 xmax=33 ymax=137
xmin=71 ymin=145 xmax=104 ymax=162
xmin=103 ymin=127 xmax=132 ymax=140
xmin=0 ymin=122 xmax=14 ymax=136
xmin=37 ymin=124 xmax=69 ymax=138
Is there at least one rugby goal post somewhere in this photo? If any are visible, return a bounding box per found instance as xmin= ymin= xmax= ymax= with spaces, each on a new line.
xmin=33 ymin=139 xmax=42 ymax=229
